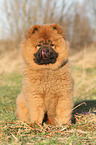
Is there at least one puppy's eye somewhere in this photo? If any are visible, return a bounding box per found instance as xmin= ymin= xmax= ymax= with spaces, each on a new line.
xmin=50 ymin=43 xmax=55 ymax=48
xmin=37 ymin=44 xmax=41 ymax=49
xmin=37 ymin=44 xmax=41 ymax=47
xmin=50 ymin=43 xmax=54 ymax=46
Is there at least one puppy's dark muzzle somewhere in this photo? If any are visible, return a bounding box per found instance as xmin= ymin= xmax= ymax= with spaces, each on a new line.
xmin=34 ymin=46 xmax=58 ymax=65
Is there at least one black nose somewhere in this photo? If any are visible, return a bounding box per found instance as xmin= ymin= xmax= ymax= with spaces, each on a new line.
xmin=45 ymin=49 xmax=49 ymax=55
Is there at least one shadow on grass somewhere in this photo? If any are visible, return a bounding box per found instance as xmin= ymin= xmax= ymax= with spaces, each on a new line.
xmin=71 ymin=100 xmax=96 ymax=123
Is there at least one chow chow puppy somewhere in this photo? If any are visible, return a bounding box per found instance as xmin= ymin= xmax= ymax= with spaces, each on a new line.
xmin=16 ymin=24 xmax=73 ymax=125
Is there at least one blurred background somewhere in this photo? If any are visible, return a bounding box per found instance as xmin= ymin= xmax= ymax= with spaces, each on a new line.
xmin=0 ymin=0 xmax=96 ymax=103
xmin=0 ymin=0 xmax=96 ymax=50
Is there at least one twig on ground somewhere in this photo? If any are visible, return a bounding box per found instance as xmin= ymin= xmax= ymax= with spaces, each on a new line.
xmin=10 ymin=133 xmax=18 ymax=142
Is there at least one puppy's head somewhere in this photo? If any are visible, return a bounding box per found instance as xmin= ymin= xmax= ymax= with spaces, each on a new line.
xmin=22 ymin=24 xmax=69 ymax=70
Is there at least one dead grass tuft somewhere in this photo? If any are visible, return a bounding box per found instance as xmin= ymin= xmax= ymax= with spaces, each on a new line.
xmin=0 ymin=113 xmax=96 ymax=144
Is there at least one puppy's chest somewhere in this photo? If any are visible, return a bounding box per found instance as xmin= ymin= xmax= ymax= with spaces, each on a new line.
xmin=32 ymin=72 xmax=61 ymax=93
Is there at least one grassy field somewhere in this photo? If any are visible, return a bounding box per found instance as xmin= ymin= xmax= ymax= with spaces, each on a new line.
xmin=0 ymin=45 xmax=96 ymax=144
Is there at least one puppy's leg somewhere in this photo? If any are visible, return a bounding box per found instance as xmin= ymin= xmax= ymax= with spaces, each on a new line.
xmin=47 ymin=108 xmax=56 ymax=125
xmin=47 ymin=97 xmax=57 ymax=125
xmin=28 ymin=96 xmax=44 ymax=124
xmin=56 ymin=96 xmax=73 ymax=124
xmin=16 ymin=95 xmax=29 ymax=121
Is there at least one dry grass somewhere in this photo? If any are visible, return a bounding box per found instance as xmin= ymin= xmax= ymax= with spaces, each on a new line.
xmin=0 ymin=48 xmax=22 ymax=74
xmin=0 ymin=113 xmax=96 ymax=144
xmin=0 ymin=114 xmax=96 ymax=145
xmin=69 ymin=45 xmax=96 ymax=102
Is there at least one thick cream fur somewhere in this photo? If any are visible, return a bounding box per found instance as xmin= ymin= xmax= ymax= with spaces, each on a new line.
xmin=16 ymin=24 xmax=73 ymax=125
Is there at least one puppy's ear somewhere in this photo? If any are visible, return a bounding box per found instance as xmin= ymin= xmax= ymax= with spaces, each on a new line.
xmin=31 ymin=25 xmax=40 ymax=34
xmin=51 ymin=24 xmax=66 ymax=39
xmin=26 ymin=25 xmax=40 ymax=39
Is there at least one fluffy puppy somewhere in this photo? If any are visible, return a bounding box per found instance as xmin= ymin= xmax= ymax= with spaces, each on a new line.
xmin=16 ymin=24 xmax=73 ymax=125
